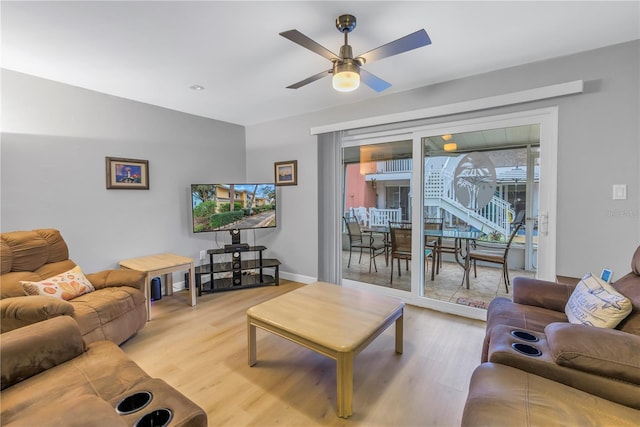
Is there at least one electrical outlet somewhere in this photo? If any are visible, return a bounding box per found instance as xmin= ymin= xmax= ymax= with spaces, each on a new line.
xmin=199 ymin=250 xmax=206 ymax=260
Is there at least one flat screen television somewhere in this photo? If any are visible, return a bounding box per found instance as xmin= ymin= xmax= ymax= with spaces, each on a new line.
xmin=191 ymin=183 xmax=276 ymax=233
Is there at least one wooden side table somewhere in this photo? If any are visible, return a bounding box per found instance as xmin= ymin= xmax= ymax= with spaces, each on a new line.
xmin=120 ymin=253 xmax=196 ymax=321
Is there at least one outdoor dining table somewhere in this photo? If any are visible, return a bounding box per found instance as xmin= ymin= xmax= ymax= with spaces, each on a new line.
xmin=363 ymin=226 xmax=484 ymax=288
xmin=426 ymin=229 xmax=484 ymax=288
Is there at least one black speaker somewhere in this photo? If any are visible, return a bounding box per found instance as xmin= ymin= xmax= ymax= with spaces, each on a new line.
xmin=150 ymin=277 xmax=162 ymax=301
xmin=232 ymin=251 xmax=242 ymax=286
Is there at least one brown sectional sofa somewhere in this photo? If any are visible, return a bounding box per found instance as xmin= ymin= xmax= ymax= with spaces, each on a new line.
xmin=462 ymin=246 xmax=640 ymax=426
xmin=1 ymin=315 xmax=207 ymax=426
xmin=1 ymin=229 xmax=147 ymax=345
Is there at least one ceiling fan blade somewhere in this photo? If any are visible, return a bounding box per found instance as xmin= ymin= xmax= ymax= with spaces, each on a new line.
xmin=360 ymin=69 xmax=392 ymax=92
xmin=358 ymin=29 xmax=431 ymax=64
xmin=286 ymin=69 xmax=332 ymax=89
xmin=280 ymin=30 xmax=339 ymax=61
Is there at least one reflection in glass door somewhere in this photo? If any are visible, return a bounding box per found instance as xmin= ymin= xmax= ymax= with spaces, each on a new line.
xmin=342 ymin=140 xmax=413 ymax=292
xmin=420 ymin=126 xmax=539 ymax=308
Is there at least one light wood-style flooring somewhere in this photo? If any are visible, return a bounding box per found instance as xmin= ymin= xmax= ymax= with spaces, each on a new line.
xmin=121 ymin=281 xmax=486 ymax=427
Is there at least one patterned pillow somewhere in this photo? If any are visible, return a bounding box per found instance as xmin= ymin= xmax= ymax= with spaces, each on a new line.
xmin=20 ymin=265 xmax=95 ymax=300
xmin=565 ymin=272 xmax=632 ymax=328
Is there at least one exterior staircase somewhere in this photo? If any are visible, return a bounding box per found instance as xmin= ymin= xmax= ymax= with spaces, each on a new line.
xmin=368 ymin=157 xmax=514 ymax=237
xmin=425 ymin=166 xmax=512 ymax=237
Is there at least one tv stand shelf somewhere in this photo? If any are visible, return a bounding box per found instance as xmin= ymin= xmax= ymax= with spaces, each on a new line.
xmin=195 ymin=245 xmax=280 ymax=294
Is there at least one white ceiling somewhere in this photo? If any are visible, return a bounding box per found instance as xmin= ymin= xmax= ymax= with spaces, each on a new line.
xmin=2 ymin=1 xmax=638 ymax=126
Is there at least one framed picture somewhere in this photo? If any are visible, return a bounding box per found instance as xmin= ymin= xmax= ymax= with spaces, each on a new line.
xmin=600 ymin=268 xmax=613 ymax=283
xmin=106 ymin=157 xmax=149 ymax=189
xmin=274 ymin=160 xmax=298 ymax=186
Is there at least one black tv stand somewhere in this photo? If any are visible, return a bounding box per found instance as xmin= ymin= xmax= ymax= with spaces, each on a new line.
xmin=230 ymin=229 xmax=242 ymax=244
xmin=194 ymin=243 xmax=280 ymax=295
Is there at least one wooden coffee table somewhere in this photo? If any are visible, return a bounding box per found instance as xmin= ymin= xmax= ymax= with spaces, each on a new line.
xmin=247 ymin=281 xmax=404 ymax=418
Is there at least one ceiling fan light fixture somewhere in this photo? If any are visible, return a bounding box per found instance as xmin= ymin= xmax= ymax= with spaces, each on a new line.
xmin=332 ymin=61 xmax=360 ymax=92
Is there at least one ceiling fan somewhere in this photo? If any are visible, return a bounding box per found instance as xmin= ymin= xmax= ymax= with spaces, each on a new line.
xmin=280 ymin=14 xmax=431 ymax=93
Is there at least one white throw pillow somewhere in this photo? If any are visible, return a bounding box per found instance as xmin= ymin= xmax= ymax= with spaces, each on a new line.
xmin=565 ymin=273 xmax=632 ymax=328
xmin=20 ymin=265 xmax=95 ymax=301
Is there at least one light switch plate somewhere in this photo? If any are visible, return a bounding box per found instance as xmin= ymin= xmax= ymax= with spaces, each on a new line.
xmin=612 ymin=184 xmax=627 ymax=200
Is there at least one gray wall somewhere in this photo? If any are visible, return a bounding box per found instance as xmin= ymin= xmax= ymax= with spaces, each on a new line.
xmin=2 ymin=40 xmax=638 ymax=282
xmin=246 ymin=40 xmax=639 ymax=280
xmin=1 ymin=69 xmax=246 ymax=273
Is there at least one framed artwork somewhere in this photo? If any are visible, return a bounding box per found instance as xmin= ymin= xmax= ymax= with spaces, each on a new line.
xmin=105 ymin=157 xmax=149 ymax=189
xmin=274 ymin=160 xmax=298 ymax=186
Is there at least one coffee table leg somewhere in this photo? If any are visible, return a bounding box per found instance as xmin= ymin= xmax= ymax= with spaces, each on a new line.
xmin=395 ymin=312 xmax=404 ymax=354
xmin=248 ymin=318 xmax=257 ymax=366
xmin=336 ymin=352 xmax=354 ymax=418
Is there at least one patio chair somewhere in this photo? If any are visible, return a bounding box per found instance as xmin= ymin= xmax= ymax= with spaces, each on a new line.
xmin=424 ymin=218 xmax=463 ymax=277
xmin=468 ymin=222 xmax=524 ymax=292
xmin=424 ymin=218 xmax=443 ymax=280
xmin=389 ymin=221 xmax=412 ymax=284
xmin=343 ymin=216 xmax=385 ymax=273
xmin=349 ymin=207 xmax=369 ymax=227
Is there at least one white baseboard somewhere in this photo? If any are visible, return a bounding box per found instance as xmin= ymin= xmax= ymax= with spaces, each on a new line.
xmin=280 ymin=271 xmax=316 ymax=284
xmin=173 ymin=280 xmax=187 ymax=293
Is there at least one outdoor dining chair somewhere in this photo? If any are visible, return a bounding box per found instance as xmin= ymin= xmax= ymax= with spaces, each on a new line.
xmin=389 ymin=221 xmax=412 ymax=284
xmin=343 ymin=216 xmax=386 ymax=273
xmin=424 ymin=218 xmax=443 ymax=280
xmin=468 ymin=222 xmax=524 ymax=292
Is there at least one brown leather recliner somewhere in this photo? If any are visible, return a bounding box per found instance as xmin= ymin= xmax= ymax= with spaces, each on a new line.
xmin=482 ymin=245 xmax=640 ymax=362
xmin=1 ymin=229 xmax=147 ymax=345
xmin=462 ymin=246 xmax=640 ymax=426
xmin=1 ymin=316 xmax=207 ymax=426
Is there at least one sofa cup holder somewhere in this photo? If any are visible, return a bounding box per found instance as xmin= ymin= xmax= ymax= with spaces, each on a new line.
xmin=135 ymin=408 xmax=173 ymax=427
xmin=510 ymin=330 xmax=539 ymax=342
xmin=511 ymin=342 xmax=542 ymax=357
xmin=116 ymin=391 xmax=153 ymax=415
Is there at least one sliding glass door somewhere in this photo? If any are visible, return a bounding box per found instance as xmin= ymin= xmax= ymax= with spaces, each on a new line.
xmin=337 ymin=108 xmax=557 ymax=319
xmin=420 ymin=130 xmax=539 ymax=310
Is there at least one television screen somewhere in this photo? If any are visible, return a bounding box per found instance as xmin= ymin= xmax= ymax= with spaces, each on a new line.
xmin=191 ymin=183 xmax=276 ymax=233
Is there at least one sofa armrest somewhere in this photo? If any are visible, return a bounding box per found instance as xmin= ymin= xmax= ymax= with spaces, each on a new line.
xmin=0 ymin=295 xmax=74 ymax=331
xmin=545 ymin=322 xmax=640 ymax=385
xmin=1 ymin=316 xmax=85 ymax=389
xmin=85 ymin=269 xmax=145 ymax=291
xmin=512 ymin=277 xmax=575 ymax=312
